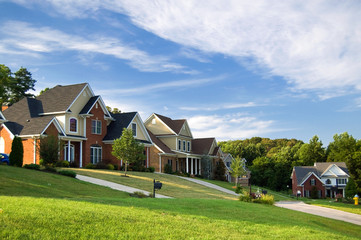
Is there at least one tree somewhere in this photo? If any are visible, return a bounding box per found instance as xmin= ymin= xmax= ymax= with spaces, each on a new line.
xmin=345 ymin=177 xmax=359 ymax=199
xmin=106 ymin=106 xmax=121 ymax=114
xmin=38 ymin=87 xmax=50 ymax=96
xmin=214 ymin=160 xmax=226 ymax=181
xmin=38 ymin=135 xmax=59 ymax=166
xmin=0 ymin=64 xmax=36 ymax=107
xmin=201 ymin=155 xmax=212 ymax=179
xmin=297 ymin=135 xmax=326 ymax=166
xmin=112 ymin=128 xmax=145 ymax=176
xmin=327 ymin=132 xmax=357 ymax=162
xmin=9 ymin=136 xmax=24 ymax=167
xmin=230 ymin=156 xmax=247 ymax=186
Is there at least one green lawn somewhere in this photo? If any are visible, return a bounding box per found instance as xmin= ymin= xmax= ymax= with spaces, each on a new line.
xmin=1 ymin=165 xmax=361 ymax=239
xmin=69 ymin=168 xmax=238 ymax=200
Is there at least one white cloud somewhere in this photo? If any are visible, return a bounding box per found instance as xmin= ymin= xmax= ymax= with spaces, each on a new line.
xmin=0 ymin=20 xmax=191 ymax=73
xmin=97 ymin=75 xmax=225 ymax=95
xmin=180 ymin=102 xmax=261 ymax=111
xmin=9 ymin=1 xmax=361 ymax=97
xmin=187 ymin=113 xmax=278 ymax=140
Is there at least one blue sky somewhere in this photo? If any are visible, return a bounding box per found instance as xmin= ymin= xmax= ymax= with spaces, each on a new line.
xmin=1 ymin=1 xmax=361 ymax=145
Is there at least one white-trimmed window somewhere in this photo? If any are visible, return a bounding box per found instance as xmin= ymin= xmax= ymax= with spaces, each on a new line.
xmin=64 ymin=144 xmax=75 ymax=162
xmin=178 ymin=140 xmax=181 ymax=150
xmin=91 ymin=120 xmax=101 ymax=134
xmin=310 ymin=179 xmax=316 ymax=186
xmin=90 ymin=145 xmax=102 ymax=164
xmin=187 ymin=141 xmax=190 ymax=152
xmin=152 ymin=118 xmax=156 ymax=124
xmin=69 ymin=117 xmax=78 ymax=133
xmin=336 ymin=178 xmax=347 ymax=185
xmin=132 ymin=123 xmax=137 ymax=137
xmin=183 ymin=140 xmax=186 ymax=151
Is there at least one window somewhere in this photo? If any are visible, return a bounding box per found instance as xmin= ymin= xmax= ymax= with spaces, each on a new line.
xmin=178 ymin=140 xmax=181 ymax=150
xmin=132 ymin=123 xmax=137 ymax=137
xmin=187 ymin=141 xmax=190 ymax=152
xmin=91 ymin=120 xmax=101 ymax=134
xmin=310 ymin=179 xmax=316 ymax=186
xmin=152 ymin=118 xmax=156 ymax=124
xmin=64 ymin=144 xmax=74 ymax=162
xmin=304 ymin=190 xmax=310 ymax=198
xmin=336 ymin=178 xmax=347 ymax=185
xmin=69 ymin=118 xmax=77 ymax=132
xmin=326 ymin=179 xmax=331 ymax=184
xmin=168 ymin=159 xmax=172 ymax=167
xmin=90 ymin=145 xmax=102 ymax=164
xmin=183 ymin=140 xmax=186 ymax=151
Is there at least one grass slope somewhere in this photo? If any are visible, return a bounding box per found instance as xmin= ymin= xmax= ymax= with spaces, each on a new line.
xmin=1 ymin=166 xmax=360 ymax=239
xmin=69 ymin=168 xmax=237 ymax=200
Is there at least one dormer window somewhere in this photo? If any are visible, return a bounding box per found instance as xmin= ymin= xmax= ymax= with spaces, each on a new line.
xmin=69 ymin=118 xmax=77 ymax=133
xmin=132 ymin=123 xmax=137 ymax=137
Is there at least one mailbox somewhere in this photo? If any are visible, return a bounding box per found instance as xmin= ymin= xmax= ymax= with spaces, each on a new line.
xmin=154 ymin=181 xmax=162 ymax=190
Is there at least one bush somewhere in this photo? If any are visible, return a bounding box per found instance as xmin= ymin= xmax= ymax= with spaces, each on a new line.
xmin=95 ymin=162 xmax=108 ymax=169
xmin=55 ymin=160 xmax=70 ymax=168
xmin=107 ymin=164 xmax=114 ymax=170
xmin=252 ymin=194 xmax=275 ymax=205
xmin=38 ymin=135 xmax=59 ymax=166
xmin=69 ymin=161 xmax=78 ymax=168
xmin=164 ymin=164 xmax=172 ymax=174
xmin=239 ymin=191 xmax=252 ymax=202
xmin=113 ymin=164 xmax=118 ymax=170
xmin=23 ymin=164 xmax=40 ymax=170
xmin=58 ymin=170 xmax=77 ymax=178
xmin=9 ymin=136 xmax=23 ymax=167
xmin=235 ymin=186 xmax=243 ymax=194
xmin=310 ymin=186 xmax=318 ymax=199
xmin=147 ymin=167 xmax=155 ymax=173
xmin=85 ymin=163 xmax=95 ymax=169
xmin=44 ymin=165 xmax=57 ymax=173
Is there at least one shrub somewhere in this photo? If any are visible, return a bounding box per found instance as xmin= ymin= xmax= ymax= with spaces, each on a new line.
xmin=235 ymin=186 xmax=243 ymax=194
xmin=239 ymin=191 xmax=252 ymax=202
xmin=38 ymin=135 xmax=59 ymax=166
xmin=55 ymin=160 xmax=70 ymax=168
xmin=346 ymin=177 xmax=358 ymax=199
xmin=164 ymin=164 xmax=172 ymax=174
xmin=23 ymin=164 xmax=40 ymax=170
xmin=107 ymin=164 xmax=114 ymax=170
xmin=44 ymin=165 xmax=57 ymax=173
xmin=252 ymin=194 xmax=275 ymax=205
xmin=131 ymin=191 xmax=148 ymax=198
xmin=310 ymin=186 xmax=318 ymax=199
xmin=95 ymin=162 xmax=108 ymax=169
xmin=85 ymin=163 xmax=95 ymax=169
xmin=9 ymin=136 xmax=23 ymax=167
xmin=69 ymin=161 xmax=78 ymax=168
xmin=113 ymin=164 xmax=119 ymax=170
xmin=147 ymin=167 xmax=155 ymax=173
xmin=58 ymin=170 xmax=77 ymax=178
xmin=335 ymin=193 xmax=343 ymax=202
xmin=132 ymin=163 xmax=145 ymax=172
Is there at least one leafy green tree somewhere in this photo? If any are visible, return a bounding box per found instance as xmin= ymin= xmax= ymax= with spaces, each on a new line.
xmin=214 ymin=160 xmax=226 ymax=181
xmin=327 ymin=132 xmax=357 ymax=162
xmin=38 ymin=87 xmax=50 ymax=96
xmin=230 ymin=156 xmax=247 ymax=186
xmin=38 ymin=135 xmax=59 ymax=166
xmin=0 ymin=64 xmax=36 ymax=107
xmin=297 ymin=135 xmax=326 ymax=166
xmin=9 ymin=136 xmax=24 ymax=167
xmin=201 ymin=155 xmax=212 ymax=179
xmin=345 ymin=177 xmax=358 ymax=199
xmin=112 ymin=128 xmax=145 ymax=176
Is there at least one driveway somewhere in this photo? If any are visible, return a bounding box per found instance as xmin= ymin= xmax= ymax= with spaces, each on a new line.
xmin=275 ymin=201 xmax=361 ymax=226
xmin=76 ymin=174 xmax=172 ymax=199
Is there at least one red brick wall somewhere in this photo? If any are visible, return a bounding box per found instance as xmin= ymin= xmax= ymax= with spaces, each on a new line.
xmin=0 ymin=125 xmax=13 ymax=154
xmin=302 ymin=174 xmax=325 ymax=198
xmin=149 ymin=146 xmax=161 ymax=172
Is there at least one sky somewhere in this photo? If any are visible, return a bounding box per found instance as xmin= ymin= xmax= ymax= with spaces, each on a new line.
xmin=1 ymin=0 xmax=361 ymax=145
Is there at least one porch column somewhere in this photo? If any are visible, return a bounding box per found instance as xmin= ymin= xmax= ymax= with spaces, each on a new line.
xmin=159 ymin=155 xmax=162 ymax=173
xmin=191 ymin=158 xmax=194 ymax=175
xmin=198 ymin=158 xmax=201 ymax=175
xmin=79 ymin=141 xmax=83 ymax=168
xmin=67 ymin=140 xmax=71 ymax=162
xmin=121 ymin=160 xmax=123 ymax=166
xmin=186 ymin=156 xmax=189 ymax=173
xmin=146 ymin=147 xmax=149 ymax=168
xmin=33 ymin=138 xmax=36 ymax=164
xmin=195 ymin=158 xmax=198 ymax=175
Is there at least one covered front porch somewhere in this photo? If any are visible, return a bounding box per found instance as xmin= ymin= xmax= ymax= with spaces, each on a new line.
xmin=60 ymin=136 xmax=86 ymax=168
xmin=178 ymin=154 xmax=201 ymax=175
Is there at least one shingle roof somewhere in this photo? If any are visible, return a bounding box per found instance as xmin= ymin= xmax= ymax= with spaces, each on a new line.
xmin=147 ymin=130 xmax=174 ymax=154
xmin=314 ymin=162 xmax=349 ymax=175
xmin=192 ymin=138 xmax=215 ymax=155
xmin=154 ymin=113 xmax=185 ymax=134
xmin=103 ymin=112 xmax=137 ymax=141
xmin=80 ymin=96 xmax=99 ymax=114
xmin=36 ymin=83 xmax=87 ymax=113
xmin=293 ymin=166 xmax=318 ymax=185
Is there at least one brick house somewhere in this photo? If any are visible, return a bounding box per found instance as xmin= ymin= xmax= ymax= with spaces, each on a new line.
xmin=144 ymin=113 xmax=226 ymax=177
xmin=0 ymin=83 xmax=152 ymax=167
xmin=291 ymin=162 xmax=350 ymax=198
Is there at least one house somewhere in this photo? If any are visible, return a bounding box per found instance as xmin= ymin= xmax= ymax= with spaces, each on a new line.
xmin=291 ymin=162 xmax=350 ymax=198
xmin=144 ymin=113 xmax=225 ymax=176
xmin=222 ymin=154 xmax=251 ymax=185
xmin=0 ymin=83 xmax=152 ymax=167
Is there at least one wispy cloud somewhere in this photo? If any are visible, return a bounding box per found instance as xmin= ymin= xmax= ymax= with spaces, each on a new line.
xmin=0 ymin=20 xmax=191 ymax=73
xmin=187 ymin=113 xmax=279 ymax=140
xmin=98 ymin=75 xmax=226 ymax=95
xmin=180 ymin=102 xmax=261 ymax=111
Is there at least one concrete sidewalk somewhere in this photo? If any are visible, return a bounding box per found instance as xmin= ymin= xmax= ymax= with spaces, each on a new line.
xmin=275 ymin=201 xmax=361 ymax=226
xmin=76 ymin=174 xmax=173 ymax=199
xmin=175 ymin=175 xmax=239 ymax=196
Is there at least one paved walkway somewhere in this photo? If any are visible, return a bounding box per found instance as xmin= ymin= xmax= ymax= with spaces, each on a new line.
xmin=275 ymin=201 xmax=361 ymax=226
xmin=76 ymin=174 xmax=172 ymax=199
xmin=175 ymin=175 xmax=239 ymax=196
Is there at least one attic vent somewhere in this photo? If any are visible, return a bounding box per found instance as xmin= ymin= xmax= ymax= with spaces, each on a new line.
xmin=26 ymin=119 xmax=30 ymax=122
xmin=152 ymin=119 xmax=156 ymax=124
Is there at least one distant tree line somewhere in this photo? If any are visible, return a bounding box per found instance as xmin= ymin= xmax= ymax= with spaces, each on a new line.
xmin=218 ymin=133 xmax=361 ymax=194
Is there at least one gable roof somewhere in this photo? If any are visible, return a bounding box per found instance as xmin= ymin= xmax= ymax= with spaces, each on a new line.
xmin=103 ymin=112 xmax=137 ymax=141
xmin=293 ymin=166 xmax=319 ymax=185
xmin=315 ymin=162 xmax=349 ymax=176
xmin=153 ymin=113 xmax=186 ymax=135
xmin=36 ymin=83 xmax=88 ymax=114
xmin=192 ymin=138 xmax=216 ymax=155
xmin=79 ymin=96 xmax=99 ymax=115
xmin=147 ymin=130 xmax=174 ymax=154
